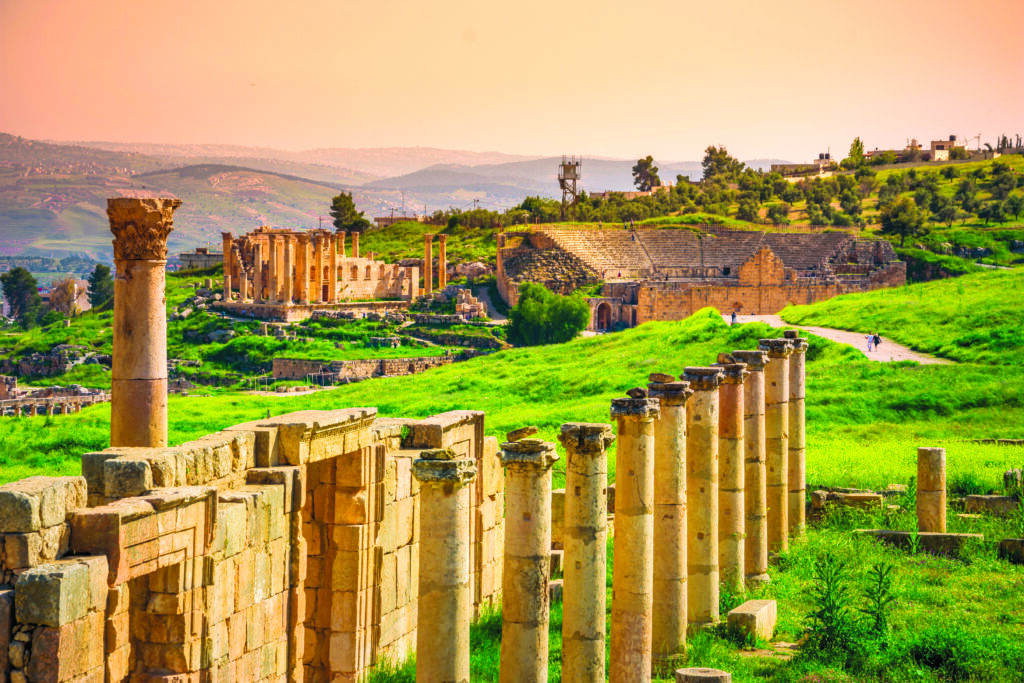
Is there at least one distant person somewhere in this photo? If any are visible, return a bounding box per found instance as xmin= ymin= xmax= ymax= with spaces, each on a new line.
xmin=873 ymin=333 xmax=882 ymax=348
xmin=865 ymin=334 xmax=874 ymax=352
xmin=731 ymin=311 xmax=737 ymax=325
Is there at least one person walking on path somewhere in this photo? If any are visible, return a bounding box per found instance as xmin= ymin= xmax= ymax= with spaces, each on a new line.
xmin=865 ymin=334 xmax=874 ymax=352
xmin=873 ymin=333 xmax=882 ymax=349
xmin=731 ymin=311 xmax=737 ymax=325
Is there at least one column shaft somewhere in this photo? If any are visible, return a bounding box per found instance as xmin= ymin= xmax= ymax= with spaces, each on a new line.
xmin=424 ymin=234 xmax=434 ymax=293
xmin=221 ymin=232 xmax=233 ymax=300
xmin=684 ymin=367 xmax=724 ymax=627
xmin=917 ymin=447 xmax=946 ymax=532
xmin=733 ymin=350 xmax=769 ymax=585
xmin=352 ymin=231 xmax=360 ymax=258
xmin=785 ymin=331 xmax=808 ymax=537
xmin=107 ymin=197 xmax=180 ymax=448
xmin=329 ymin=234 xmax=339 ymax=303
xmin=267 ymin=236 xmax=278 ymax=303
xmin=413 ymin=450 xmax=477 ymax=683
xmin=253 ymin=242 xmax=263 ymax=303
xmin=558 ymin=423 xmax=614 ymax=683
xmin=760 ymin=339 xmax=794 ymax=554
xmin=609 ymin=396 xmax=659 ymax=683
xmin=647 ymin=379 xmax=692 ymax=661
xmin=714 ymin=364 xmax=748 ymax=594
xmin=499 ymin=439 xmax=559 ymax=683
xmin=282 ymin=237 xmax=294 ymax=304
xmin=299 ymin=236 xmax=311 ymax=305
xmin=439 ymin=234 xmax=448 ymax=289
xmin=314 ymin=235 xmax=324 ymax=303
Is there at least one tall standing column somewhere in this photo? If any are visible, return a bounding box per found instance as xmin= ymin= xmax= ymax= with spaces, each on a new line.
xmin=328 ymin=234 xmax=339 ymax=303
xmin=282 ymin=237 xmax=294 ymax=304
xmin=267 ymin=235 xmax=279 ymax=303
xmin=340 ymin=230 xmax=348 ymax=257
xmin=423 ymin=234 xmax=434 ymax=293
xmin=499 ymin=438 xmax=559 ymax=683
xmin=352 ymin=231 xmax=360 ymax=259
xmin=558 ymin=422 xmax=614 ymax=683
xmin=107 ymin=197 xmax=180 ymax=447
xmin=221 ymin=232 xmax=233 ymax=300
xmin=297 ymin=234 xmax=310 ymax=305
xmin=237 ymin=247 xmax=249 ymax=303
xmin=917 ymin=447 xmax=946 ymax=532
xmin=314 ymin=235 xmax=324 ymax=303
xmin=647 ymin=376 xmax=693 ymax=662
xmin=760 ymin=338 xmax=794 ymax=555
xmin=253 ymin=242 xmax=263 ymax=303
xmin=438 ymin=233 xmax=448 ymax=289
xmin=732 ymin=350 xmax=769 ymax=586
xmin=714 ymin=363 xmax=749 ymax=594
xmin=609 ymin=393 xmax=659 ymax=683
xmin=684 ymin=367 xmax=724 ymax=628
xmin=412 ymin=448 xmax=477 ymax=683
xmin=784 ymin=331 xmax=808 ymax=537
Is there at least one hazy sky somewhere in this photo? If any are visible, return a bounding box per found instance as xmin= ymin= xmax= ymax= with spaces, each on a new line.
xmin=2 ymin=0 xmax=1022 ymax=162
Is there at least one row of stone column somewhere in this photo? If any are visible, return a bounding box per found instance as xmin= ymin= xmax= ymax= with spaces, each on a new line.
xmin=423 ymin=232 xmax=447 ymax=293
xmin=408 ymin=333 xmax=808 ymax=682
xmin=222 ymin=230 xmax=361 ymax=305
xmin=8 ymin=401 xmax=85 ymax=417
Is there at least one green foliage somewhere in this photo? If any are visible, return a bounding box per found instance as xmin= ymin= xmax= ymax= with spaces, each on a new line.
xmin=631 ymin=155 xmax=661 ymax=191
xmin=701 ymin=145 xmax=745 ymax=182
xmin=804 ymin=552 xmax=859 ymax=656
xmin=0 ymin=266 xmax=42 ymax=326
xmin=878 ymin=196 xmax=926 ymax=247
xmin=844 ymin=137 xmax=865 ymax=169
xmin=506 ymin=283 xmax=589 ymax=346
xmin=858 ymin=562 xmax=896 ymax=635
xmin=329 ymin=191 xmax=371 ymax=233
xmin=86 ymin=264 xmax=114 ymax=308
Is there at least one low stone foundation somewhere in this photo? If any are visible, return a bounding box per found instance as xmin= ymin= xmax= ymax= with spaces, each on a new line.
xmin=272 ymin=351 xmax=488 ymax=382
xmin=217 ymin=299 xmax=410 ymax=323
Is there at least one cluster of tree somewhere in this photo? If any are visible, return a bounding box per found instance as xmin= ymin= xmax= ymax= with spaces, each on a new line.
xmin=0 ymin=264 xmax=114 ymax=329
xmin=506 ymin=282 xmax=590 ymax=346
xmin=329 ymin=192 xmax=371 ymax=233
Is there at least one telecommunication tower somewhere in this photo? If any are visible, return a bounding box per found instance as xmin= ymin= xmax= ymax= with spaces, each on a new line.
xmin=558 ymin=155 xmax=582 ymax=220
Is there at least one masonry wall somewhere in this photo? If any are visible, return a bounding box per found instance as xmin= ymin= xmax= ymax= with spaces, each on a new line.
xmin=0 ymin=408 xmax=504 ymax=683
xmin=272 ymin=355 xmax=466 ymax=381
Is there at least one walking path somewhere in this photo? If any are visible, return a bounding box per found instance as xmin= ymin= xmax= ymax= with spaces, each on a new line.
xmin=473 ymin=285 xmax=507 ymax=322
xmin=725 ymin=314 xmax=953 ymax=365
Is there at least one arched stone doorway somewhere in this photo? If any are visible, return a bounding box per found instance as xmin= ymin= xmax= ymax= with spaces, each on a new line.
xmin=597 ymin=302 xmax=612 ymax=330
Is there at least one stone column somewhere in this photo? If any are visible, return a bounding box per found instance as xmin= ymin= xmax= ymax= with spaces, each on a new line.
xmin=647 ymin=376 xmax=693 ymax=662
xmin=340 ymin=230 xmax=348 ymax=257
xmin=329 ymin=234 xmax=339 ymax=304
xmin=107 ymin=197 xmax=180 ymax=448
xmin=439 ymin=233 xmax=448 ymax=289
xmin=759 ymin=339 xmax=794 ymax=555
xmin=917 ymin=447 xmax=946 ymax=532
xmin=683 ymin=367 xmax=724 ymax=628
xmin=314 ymin=235 xmax=324 ymax=303
xmin=732 ymin=350 xmax=769 ymax=586
xmin=237 ymin=247 xmax=249 ymax=303
xmin=423 ymin=234 xmax=434 ymax=293
xmin=499 ymin=438 xmax=559 ymax=683
xmin=558 ymin=422 xmax=614 ymax=683
xmin=714 ymin=363 xmax=749 ymax=594
xmin=352 ymin=231 xmax=360 ymax=259
xmin=609 ymin=393 xmax=659 ymax=683
xmin=253 ymin=242 xmax=263 ymax=303
xmin=784 ymin=331 xmax=808 ymax=537
xmin=266 ymin=235 xmax=278 ymax=303
xmin=221 ymin=232 xmax=233 ymax=300
xmin=282 ymin=237 xmax=294 ymax=304
xmin=412 ymin=448 xmax=477 ymax=683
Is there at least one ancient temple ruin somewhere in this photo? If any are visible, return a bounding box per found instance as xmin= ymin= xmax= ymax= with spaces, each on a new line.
xmin=496 ymin=228 xmax=906 ymax=330
xmin=218 ymin=228 xmax=420 ymax=322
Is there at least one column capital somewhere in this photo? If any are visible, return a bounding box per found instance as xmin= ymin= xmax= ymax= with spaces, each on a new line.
xmin=732 ymin=349 xmax=769 ymax=370
xmin=296 ymin=232 xmax=310 ymax=246
xmin=782 ymin=331 xmax=809 ymax=354
xmin=610 ymin=397 xmax=660 ymax=420
xmin=412 ymin=449 xmax=477 ymax=486
xmin=647 ymin=379 xmax=693 ymax=406
xmin=424 ymin=233 xmax=435 ymax=240
xmin=499 ymin=438 xmax=559 ymax=469
xmin=557 ymin=422 xmax=614 ymax=454
xmin=683 ymin=366 xmax=725 ymax=391
xmin=107 ymin=197 xmax=181 ymax=260
xmin=758 ymin=338 xmax=795 ymax=358
xmin=713 ymin=362 xmax=749 ymax=384
xmin=438 ymin=233 xmax=448 ymax=243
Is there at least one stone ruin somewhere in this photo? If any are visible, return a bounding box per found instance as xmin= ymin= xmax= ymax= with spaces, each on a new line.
xmin=0 ymin=377 xmax=108 ymax=418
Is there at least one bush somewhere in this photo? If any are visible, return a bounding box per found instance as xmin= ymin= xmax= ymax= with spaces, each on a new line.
xmin=506 ymin=282 xmax=589 ymax=346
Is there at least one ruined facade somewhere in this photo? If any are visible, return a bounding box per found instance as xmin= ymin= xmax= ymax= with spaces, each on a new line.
xmin=218 ymin=228 xmax=420 ymax=322
xmin=497 ymin=228 xmax=905 ymax=330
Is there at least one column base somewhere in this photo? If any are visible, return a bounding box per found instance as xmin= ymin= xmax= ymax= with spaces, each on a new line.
xmin=745 ymin=573 xmax=771 ymax=588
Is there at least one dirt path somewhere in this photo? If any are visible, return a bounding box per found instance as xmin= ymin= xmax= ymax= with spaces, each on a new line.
xmin=473 ymin=285 xmax=507 ymax=322
xmin=725 ymin=314 xmax=953 ymax=365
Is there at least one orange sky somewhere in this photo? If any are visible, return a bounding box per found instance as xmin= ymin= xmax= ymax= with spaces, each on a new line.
xmin=1 ymin=0 xmax=1022 ymax=162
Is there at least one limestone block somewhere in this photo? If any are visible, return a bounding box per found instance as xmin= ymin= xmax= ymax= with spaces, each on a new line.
xmin=549 ymin=578 xmax=563 ymax=604
xmin=0 ymin=589 xmax=11 ymax=673
xmin=998 ymin=538 xmax=1024 ymax=565
xmin=103 ymin=458 xmax=153 ymax=499
xmin=26 ymin=609 xmax=105 ymax=682
xmin=676 ymin=668 xmax=732 ymax=683
xmin=830 ymin=492 xmax=883 ymax=509
xmin=551 ymin=488 xmax=565 ymax=550
xmin=214 ymin=502 xmax=248 ymax=558
xmin=15 ymin=559 xmax=90 ymax=626
xmin=0 ymin=476 xmax=86 ymax=532
xmin=964 ymin=495 xmax=1019 ymax=517
xmin=3 ymin=532 xmax=42 ymax=569
xmin=858 ymin=529 xmax=982 ymax=557
xmin=727 ymin=599 xmax=777 ymax=641
xmin=482 ymin=436 xmax=503 ymax=497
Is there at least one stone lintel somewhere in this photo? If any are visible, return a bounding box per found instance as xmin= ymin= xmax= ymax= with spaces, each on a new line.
xmin=682 ymin=367 xmax=725 ymax=391
xmin=758 ymin=339 xmax=794 ymax=358
xmin=420 ymin=448 xmax=458 ymax=461
xmin=499 ymin=439 xmax=559 ymax=469
xmin=506 ymin=426 xmax=539 ymax=442
xmin=107 ymin=197 xmax=181 ymax=261
xmin=411 ymin=458 xmax=477 ymax=486
xmin=610 ymin=397 xmax=660 ymax=420
xmin=557 ymin=422 xmax=615 ymax=454
xmin=732 ymin=350 xmax=768 ymax=370
xmin=788 ymin=338 xmax=809 ymax=354
xmin=782 ymin=330 xmax=801 ymax=340
xmin=713 ymin=363 xmax=750 ymax=384
xmin=647 ymin=380 xmax=694 ymax=406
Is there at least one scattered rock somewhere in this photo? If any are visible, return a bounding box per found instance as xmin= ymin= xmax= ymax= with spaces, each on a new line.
xmin=648 ymin=372 xmax=676 ymax=383
xmin=506 ymin=426 xmax=539 ymax=442
xmin=625 ymin=387 xmax=647 ymax=399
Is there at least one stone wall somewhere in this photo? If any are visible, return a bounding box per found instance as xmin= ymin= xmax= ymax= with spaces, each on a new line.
xmin=0 ymin=407 xmax=504 ymax=682
xmin=272 ymin=352 xmax=487 ymax=381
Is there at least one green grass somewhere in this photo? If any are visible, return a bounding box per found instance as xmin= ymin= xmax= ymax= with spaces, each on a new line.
xmin=780 ymin=267 xmax=1024 ymax=365
xmin=360 ymin=220 xmax=500 ymax=265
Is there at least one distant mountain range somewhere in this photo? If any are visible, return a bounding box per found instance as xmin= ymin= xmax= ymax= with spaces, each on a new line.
xmin=0 ymin=131 xmax=789 ymax=259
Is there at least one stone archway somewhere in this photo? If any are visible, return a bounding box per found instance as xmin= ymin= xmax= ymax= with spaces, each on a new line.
xmin=597 ymin=302 xmax=612 ymax=330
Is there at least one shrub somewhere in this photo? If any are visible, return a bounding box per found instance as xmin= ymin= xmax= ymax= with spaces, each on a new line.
xmin=506 ymin=282 xmax=589 ymax=346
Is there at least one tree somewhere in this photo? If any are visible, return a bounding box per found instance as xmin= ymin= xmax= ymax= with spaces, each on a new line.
xmin=506 ymin=282 xmax=590 ymax=346
xmin=48 ymin=277 xmax=78 ymax=316
xmin=736 ymin=198 xmax=761 ymax=223
xmin=87 ymin=264 xmax=114 ymax=308
xmin=949 ymin=146 xmax=969 ymax=160
xmin=978 ymin=202 xmax=1005 ymax=226
xmin=879 ymin=197 xmax=926 ymax=247
xmin=631 ymin=156 xmax=661 ymax=192
xmin=701 ymin=146 xmax=745 ymax=182
xmin=844 ymin=137 xmax=865 ymax=168
xmin=329 ymin=192 xmax=371 ymax=233
xmin=1005 ymin=195 xmax=1024 ymax=220
xmin=0 ymin=267 xmax=41 ymax=327
xmin=940 ymin=165 xmax=959 ymax=183
xmin=766 ymin=203 xmax=791 ymax=225
xmin=839 ymin=191 xmax=862 ymax=216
